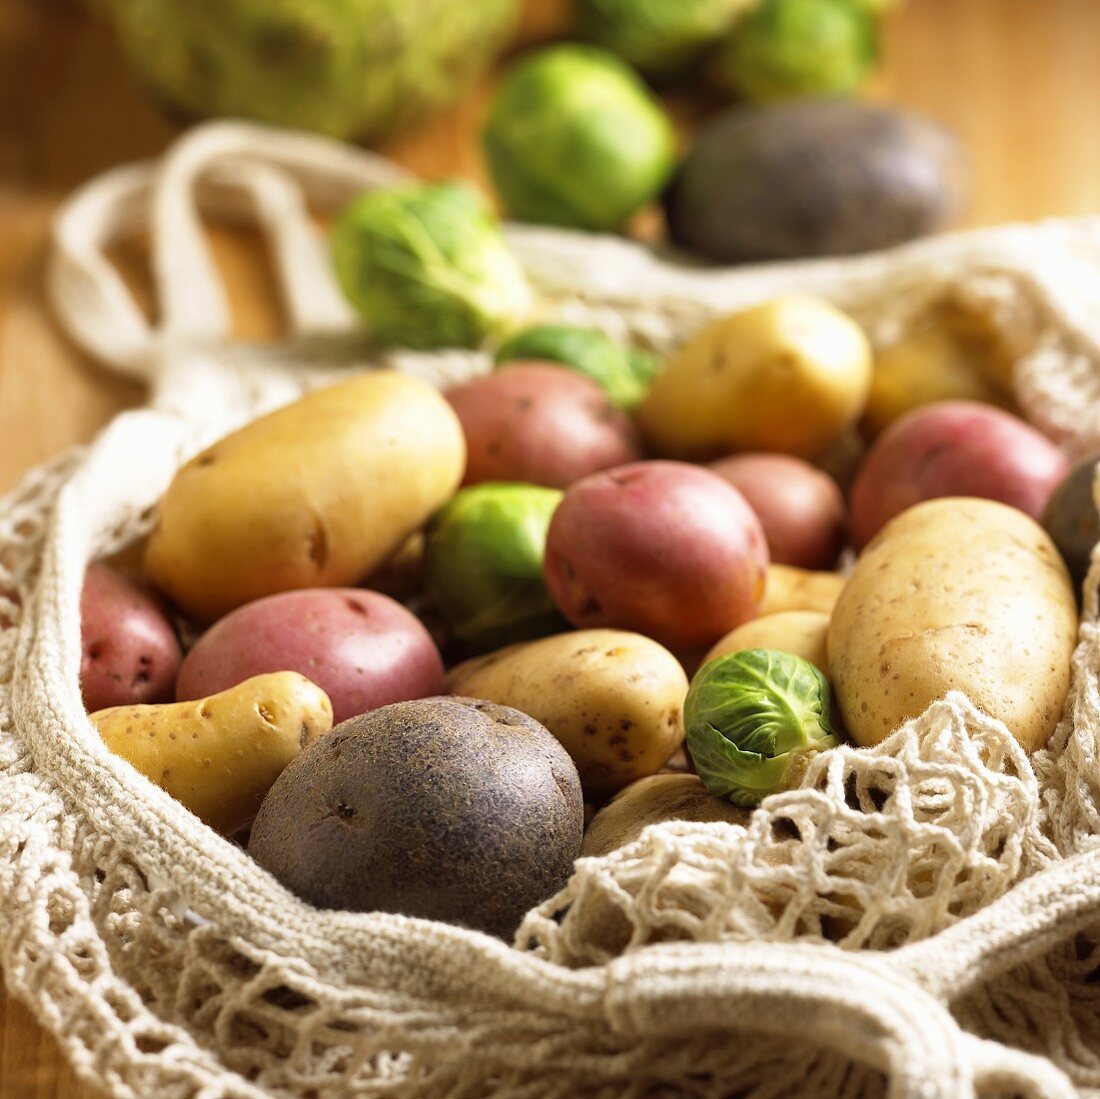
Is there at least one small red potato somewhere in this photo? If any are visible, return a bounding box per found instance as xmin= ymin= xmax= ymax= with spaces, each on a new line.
xmin=80 ymin=562 xmax=182 ymax=712
xmin=176 ymin=588 xmax=444 ymax=724
xmin=544 ymin=461 xmax=769 ymax=651
xmin=445 ymin=362 xmax=643 ymax=488
xmin=850 ymin=401 xmax=1068 ymax=549
xmin=709 ymin=453 xmax=846 ymax=569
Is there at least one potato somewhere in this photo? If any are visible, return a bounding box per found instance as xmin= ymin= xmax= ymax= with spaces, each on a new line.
xmin=759 ymin=564 xmax=846 ymax=617
xmin=709 ymin=453 xmax=846 ymax=569
xmin=445 ymin=362 xmax=642 ymax=488
xmin=446 ymin=629 xmax=688 ymax=799
xmin=1042 ymin=453 xmax=1100 ymax=600
xmin=249 ymin=698 xmax=582 ymax=939
xmin=705 ymin=611 xmax=830 ymax=675
xmin=91 ymin=672 xmax=333 ymax=833
xmin=849 ymin=400 xmax=1069 ymax=548
xmin=144 ymin=372 xmax=465 ymax=622
xmin=176 ymin=589 xmax=444 ymax=724
xmin=637 ymin=296 xmax=872 ymax=460
xmin=863 ymin=312 xmax=1011 ymax=438
xmin=665 ymin=100 xmax=964 ymax=263
xmin=80 ymin=562 xmax=182 ymax=711
xmin=582 ymin=774 xmax=749 ymax=858
xmin=829 ymin=498 xmax=1077 ymax=750
xmin=543 ymin=461 xmax=768 ymax=651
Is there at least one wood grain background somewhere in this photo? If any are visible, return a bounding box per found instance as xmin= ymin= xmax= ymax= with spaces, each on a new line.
xmin=3 ymin=0 xmax=1100 ymax=1093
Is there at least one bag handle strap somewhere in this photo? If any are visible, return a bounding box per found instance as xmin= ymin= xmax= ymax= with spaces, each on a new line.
xmin=48 ymin=121 xmax=412 ymax=381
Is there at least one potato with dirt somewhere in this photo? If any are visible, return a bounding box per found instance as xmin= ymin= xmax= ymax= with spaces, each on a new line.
xmin=90 ymin=672 xmax=333 ymax=834
xmin=248 ymin=696 xmax=583 ymax=939
xmin=543 ymin=461 xmax=769 ymax=652
xmin=145 ymin=372 xmax=465 ymax=622
xmin=637 ymin=296 xmax=872 ymax=460
xmin=446 ymin=362 xmax=642 ymax=488
xmin=1042 ymin=453 xmax=1100 ymax=601
xmin=80 ymin=562 xmax=182 ymax=712
xmin=446 ymin=628 xmax=688 ymax=800
xmin=829 ymin=498 xmax=1077 ymax=751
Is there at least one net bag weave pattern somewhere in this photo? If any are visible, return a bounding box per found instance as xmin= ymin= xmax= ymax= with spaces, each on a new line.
xmin=6 ymin=121 xmax=1100 ymax=1098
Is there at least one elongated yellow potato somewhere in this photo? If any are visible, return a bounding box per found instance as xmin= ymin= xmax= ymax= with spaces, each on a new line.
xmin=828 ymin=498 xmax=1077 ymax=750
xmin=637 ymin=296 xmax=872 ymax=459
xmin=145 ymin=372 xmax=465 ymax=621
xmin=91 ymin=672 xmax=333 ymax=834
xmin=446 ymin=629 xmax=688 ymax=799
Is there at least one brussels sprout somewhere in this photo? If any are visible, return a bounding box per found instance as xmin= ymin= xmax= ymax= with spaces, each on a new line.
xmin=715 ymin=0 xmax=878 ymax=103
xmin=685 ymin=648 xmax=839 ymax=806
xmin=483 ymin=45 xmax=677 ymax=232
xmin=332 ymin=182 xmax=532 ymax=350
xmin=576 ymin=0 xmax=753 ymax=79
xmin=103 ymin=0 xmax=521 ymax=142
xmin=494 ymin=324 xmax=658 ymax=409
xmin=425 ymin=483 xmax=568 ymax=653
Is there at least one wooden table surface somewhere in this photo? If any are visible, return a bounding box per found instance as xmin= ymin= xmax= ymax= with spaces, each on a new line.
xmin=3 ymin=0 xmax=1100 ymax=1094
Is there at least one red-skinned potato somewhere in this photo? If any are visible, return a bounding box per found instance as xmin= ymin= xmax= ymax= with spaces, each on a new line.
xmin=176 ymin=589 xmax=444 ymax=724
xmin=544 ymin=461 xmax=769 ymax=651
xmin=81 ymin=563 xmax=182 ymax=712
xmin=709 ymin=453 xmax=846 ymax=569
xmin=850 ymin=401 xmax=1068 ymax=549
xmin=445 ymin=362 xmax=643 ymax=488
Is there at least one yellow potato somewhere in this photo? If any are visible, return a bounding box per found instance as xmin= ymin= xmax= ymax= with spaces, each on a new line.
xmin=829 ymin=498 xmax=1077 ymax=750
xmin=582 ymin=774 xmax=749 ymax=858
xmin=91 ymin=672 xmax=333 ymax=834
xmin=863 ymin=315 xmax=1008 ymax=438
xmin=145 ymin=372 xmax=465 ymax=621
xmin=705 ymin=610 xmax=830 ymax=674
xmin=637 ymin=295 xmax=872 ymax=459
xmin=759 ymin=564 xmax=846 ymax=617
xmin=446 ymin=629 xmax=688 ymax=799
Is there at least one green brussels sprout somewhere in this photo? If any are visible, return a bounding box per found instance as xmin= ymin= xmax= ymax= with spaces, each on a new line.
xmin=715 ymin=0 xmax=878 ymax=103
xmin=483 ymin=45 xmax=677 ymax=232
xmin=494 ymin=324 xmax=659 ymax=409
xmin=576 ymin=0 xmax=754 ymax=79
xmin=425 ymin=483 xmax=568 ymax=653
xmin=331 ymin=181 xmax=532 ymax=350
xmin=685 ymin=649 xmax=839 ymax=806
xmin=102 ymin=0 xmax=521 ymax=142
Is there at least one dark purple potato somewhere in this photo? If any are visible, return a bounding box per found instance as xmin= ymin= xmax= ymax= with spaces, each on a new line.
xmin=80 ymin=563 xmax=182 ymax=711
xmin=248 ymin=697 xmax=583 ymax=939
xmin=666 ymin=100 xmax=966 ymax=263
xmin=1042 ymin=453 xmax=1100 ymax=602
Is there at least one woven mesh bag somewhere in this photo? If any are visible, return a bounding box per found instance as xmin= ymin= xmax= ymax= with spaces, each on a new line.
xmin=6 ymin=121 xmax=1100 ymax=1098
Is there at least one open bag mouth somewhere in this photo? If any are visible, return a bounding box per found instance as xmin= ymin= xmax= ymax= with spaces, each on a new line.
xmin=5 ymin=120 xmax=1100 ymax=1098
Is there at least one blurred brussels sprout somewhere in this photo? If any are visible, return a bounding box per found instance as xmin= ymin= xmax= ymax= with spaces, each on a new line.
xmin=715 ymin=0 xmax=877 ymax=102
xmin=483 ymin=45 xmax=677 ymax=232
xmin=494 ymin=324 xmax=658 ymax=408
xmin=425 ymin=483 xmax=567 ymax=652
xmin=332 ymin=181 xmax=532 ymax=350
xmin=685 ymin=648 xmax=838 ymax=805
xmin=103 ymin=0 xmax=521 ymax=142
xmin=576 ymin=0 xmax=753 ymax=79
